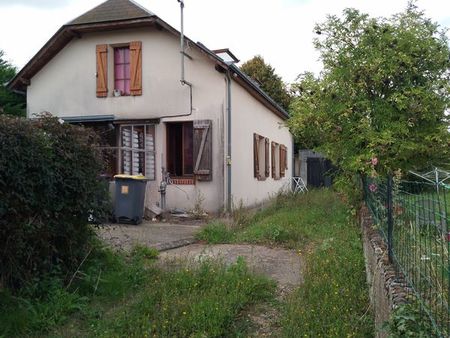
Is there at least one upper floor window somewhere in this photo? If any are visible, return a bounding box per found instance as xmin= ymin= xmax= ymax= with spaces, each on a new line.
xmin=114 ymin=47 xmax=131 ymax=96
xmin=96 ymin=41 xmax=142 ymax=97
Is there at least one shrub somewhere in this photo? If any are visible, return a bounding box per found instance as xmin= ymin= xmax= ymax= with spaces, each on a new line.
xmin=0 ymin=114 xmax=110 ymax=289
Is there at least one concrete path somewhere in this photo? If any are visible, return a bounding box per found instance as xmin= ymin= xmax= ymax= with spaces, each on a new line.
xmin=159 ymin=244 xmax=303 ymax=290
xmin=97 ymin=221 xmax=202 ymax=251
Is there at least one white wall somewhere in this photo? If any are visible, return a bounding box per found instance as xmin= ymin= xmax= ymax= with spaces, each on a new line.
xmin=27 ymin=27 xmax=226 ymax=213
xmin=229 ymin=81 xmax=293 ymax=208
xmin=26 ymin=26 xmax=293 ymax=212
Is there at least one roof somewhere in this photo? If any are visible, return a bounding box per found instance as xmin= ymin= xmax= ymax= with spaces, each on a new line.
xmin=8 ymin=0 xmax=288 ymax=120
xmin=69 ymin=0 xmax=154 ymax=25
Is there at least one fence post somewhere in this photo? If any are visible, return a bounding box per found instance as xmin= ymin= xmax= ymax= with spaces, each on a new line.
xmin=387 ymin=175 xmax=394 ymax=263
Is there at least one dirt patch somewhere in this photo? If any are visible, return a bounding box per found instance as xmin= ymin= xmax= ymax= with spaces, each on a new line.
xmin=160 ymin=244 xmax=303 ymax=289
xmin=96 ymin=222 xmax=203 ymax=252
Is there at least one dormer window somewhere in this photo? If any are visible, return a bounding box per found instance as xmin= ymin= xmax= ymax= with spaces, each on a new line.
xmin=114 ymin=47 xmax=131 ymax=96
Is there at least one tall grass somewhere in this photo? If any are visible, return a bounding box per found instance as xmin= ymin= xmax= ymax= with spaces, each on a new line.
xmin=198 ymin=189 xmax=374 ymax=337
xmin=0 ymin=240 xmax=274 ymax=337
xmin=90 ymin=258 xmax=274 ymax=337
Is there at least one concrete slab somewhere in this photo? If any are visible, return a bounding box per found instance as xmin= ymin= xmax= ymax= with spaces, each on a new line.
xmin=96 ymin=221 xmax=203 ymax=252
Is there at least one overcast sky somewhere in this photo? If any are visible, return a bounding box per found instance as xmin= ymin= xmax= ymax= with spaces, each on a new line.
xmin=1 ymin=0 xmax=449 ymax=83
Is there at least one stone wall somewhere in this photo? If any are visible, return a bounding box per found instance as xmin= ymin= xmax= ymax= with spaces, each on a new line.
xmin=360 ymin=206 xmax=409 ymax=337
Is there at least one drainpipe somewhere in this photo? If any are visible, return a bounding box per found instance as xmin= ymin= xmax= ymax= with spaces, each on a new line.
xmin=158 ymin=0 xmax=193 ymax=120
xmin=225 ymin=71 xmax=232 ymax=213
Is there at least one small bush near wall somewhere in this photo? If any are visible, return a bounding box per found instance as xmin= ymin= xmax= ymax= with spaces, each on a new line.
xmin=0 ymin=114 xmax=110 ymax=289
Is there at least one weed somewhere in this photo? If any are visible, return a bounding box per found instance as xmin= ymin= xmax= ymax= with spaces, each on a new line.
xmin=131 ymin=245 xmax=159 ymax=260
xmin=384 ymin=301 xmax=439 ymax=337
xmin=196 ymin=221 xmax=235 ymax=244
xmin=231 ymin=198 xmax=252 ymax=228
xmin=191 ymin=190 xmax=207 ymax=219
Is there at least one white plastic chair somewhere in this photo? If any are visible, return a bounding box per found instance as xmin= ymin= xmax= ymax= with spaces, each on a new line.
xmin=292 ymin=177 xmax=308 ymax=193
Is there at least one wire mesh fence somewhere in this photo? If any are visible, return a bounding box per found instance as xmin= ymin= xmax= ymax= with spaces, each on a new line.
xmin=364 ymin=176 xmax=449 ymax=337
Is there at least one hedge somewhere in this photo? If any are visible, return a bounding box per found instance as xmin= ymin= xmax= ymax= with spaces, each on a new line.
xmin=0 ymin=115 xmax=110 ymax=289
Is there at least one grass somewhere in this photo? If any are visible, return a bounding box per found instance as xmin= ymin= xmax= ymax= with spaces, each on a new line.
xmin=0 ymin=241 xmax=274 ymax=337
xmin=198 ymin=189 xmax=374 ymax=337
xmin=1 ymin=189 xmax=372 ymax=337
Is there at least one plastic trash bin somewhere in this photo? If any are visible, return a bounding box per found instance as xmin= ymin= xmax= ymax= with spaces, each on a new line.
xmin=113 ymin=174 xmax=148 ymax=225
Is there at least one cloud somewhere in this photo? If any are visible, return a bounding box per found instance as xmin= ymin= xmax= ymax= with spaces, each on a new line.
xmin=0 ymin=0 xmax=71 ymax=8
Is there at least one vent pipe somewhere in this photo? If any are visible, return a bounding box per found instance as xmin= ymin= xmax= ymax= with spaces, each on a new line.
xmin=157 ymin=0 xmax=193 ymax=119
xmin=177 ymin=0 xmax=191 ymax=86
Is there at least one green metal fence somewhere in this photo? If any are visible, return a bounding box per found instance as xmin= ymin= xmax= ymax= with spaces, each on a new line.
xmin=364 ymin=176 xmax=449 ymax=337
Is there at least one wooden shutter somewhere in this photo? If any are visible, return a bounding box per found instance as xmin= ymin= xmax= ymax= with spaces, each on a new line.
xmin=96 ymin=44 xmax=108 ymax=97
xmin=280 ymin=145 xmax=287 ymax=177
xmin=265 ymin=138 xmax=270 ymax=178
xmin=284 ymin=146 xmax=288 ymax=170
xmin=253 ymin=133 xmax=259 ymax=178
xmin=271 ymin=142 xmax=276 ymax=179
xmin=193 ymin=120 xmax=212 ymax=181
xmin=130 ymin=41 xmax=142 ymax=96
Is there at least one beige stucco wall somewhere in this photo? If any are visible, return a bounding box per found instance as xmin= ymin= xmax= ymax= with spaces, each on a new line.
xmin=229 ymin=81 xmax=293 ymax=208
xmin=27 ymin=27 xmax=226 ymax=213
xmin=26 ymin=26 xmax=292 ymax=213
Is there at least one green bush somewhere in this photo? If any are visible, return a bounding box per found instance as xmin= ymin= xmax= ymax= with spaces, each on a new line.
xmin=0 ymin=115 xmax=110 ymax=289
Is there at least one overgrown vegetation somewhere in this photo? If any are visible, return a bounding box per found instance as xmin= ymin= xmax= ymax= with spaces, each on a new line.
xmin=0 ymin=241 xmax=274 ymax=337
xmin=384 ymin=301 xmax=439 ymax=337
xmin=0 ymin=50 xmax=25 ymax=117
xmin=288 ymin=2 xmax=450 ymax=190
xmin=198 ymin=190 xmax=373 ymax=336
xmin=0 ymin=115 xmax=110 ymax=289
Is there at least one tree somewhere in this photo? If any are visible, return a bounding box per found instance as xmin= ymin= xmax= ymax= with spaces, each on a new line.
xmin=240 ymin=55 xmax=292 ymax=111
xmin=288 ymin=2 xmax=450 ymax=178
xmin=0 ymin=50 xmax=25 ymax=117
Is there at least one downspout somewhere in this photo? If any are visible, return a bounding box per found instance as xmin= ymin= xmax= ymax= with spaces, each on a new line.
xmin=158 ymin=0 xmax=193 ymax=120
xmin=225 ymin=71 xmax=232 ymax=213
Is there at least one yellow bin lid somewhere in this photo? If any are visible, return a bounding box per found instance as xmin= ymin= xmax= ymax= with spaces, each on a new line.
xmin=114 ymin=174 xmax=148 ymax=180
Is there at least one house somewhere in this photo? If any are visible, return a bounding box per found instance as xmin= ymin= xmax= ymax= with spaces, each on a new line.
xmin=9 ymin=0 xmax=293 ymax=213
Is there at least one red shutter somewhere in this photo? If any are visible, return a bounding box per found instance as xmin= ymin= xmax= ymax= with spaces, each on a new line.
xmin=193 ymin=120 xmax=212 ymax=181
xmin=253 ymin=134 xmax=259 ymax=178
xmin=96 ymin=44 xmax=108 ymax=97
xmin=265 ymin=138 xmax=270 ymax=178
xmin=130 ymin=41 xmax=142 ymax=96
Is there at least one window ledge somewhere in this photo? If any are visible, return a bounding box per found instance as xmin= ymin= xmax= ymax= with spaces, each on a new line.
xmin=171 ymin=177 xmax=195 ymax=185
xmin=256 ymin=176 xmax=267 ymax=181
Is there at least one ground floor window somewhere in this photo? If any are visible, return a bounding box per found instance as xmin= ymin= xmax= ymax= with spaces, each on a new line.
xmin=119 ymin=124 xmax=156 ymax=179
xmin=253 ymin=133 xmax=269 ymax=180
xmin=280 ymin=145 xmax=287 ymax=178
xmin=166 ymin=122 xmax=193 ymax=178
xmin=271 ymin=141 xmax=281 ymax=180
